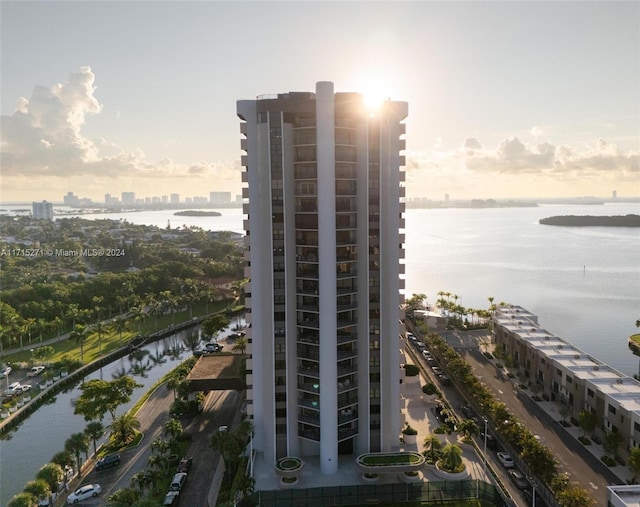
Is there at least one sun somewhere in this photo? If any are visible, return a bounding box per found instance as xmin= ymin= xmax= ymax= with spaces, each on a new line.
xmin=362 ymin=89 xmax=387 ymax=111
xmin=358 ymin=80 xmax=390 ymax=111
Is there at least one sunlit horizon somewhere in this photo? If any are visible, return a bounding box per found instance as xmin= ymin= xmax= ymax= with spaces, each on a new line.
xmin=1 ymin=1 xmax=638 ymax=202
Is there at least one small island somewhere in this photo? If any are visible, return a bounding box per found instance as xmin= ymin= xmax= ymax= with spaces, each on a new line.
xmin=173 ymin=210 xmax=222 ymax=217
xmin=539 ymin=214 xmax=640 ymax=227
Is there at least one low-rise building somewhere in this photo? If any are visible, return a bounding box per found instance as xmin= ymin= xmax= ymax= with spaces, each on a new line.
xmin=493 ymin=304 xmax=640 ymax=460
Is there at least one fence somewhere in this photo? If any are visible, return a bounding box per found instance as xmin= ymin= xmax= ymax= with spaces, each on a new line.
xmin=242 ymin=480 xmax=505 ymax=507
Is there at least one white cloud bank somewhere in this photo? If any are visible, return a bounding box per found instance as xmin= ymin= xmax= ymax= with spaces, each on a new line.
xmin=406 ymin=135 xmax=639 ymax=199
xmin=0 ymin=67 xmax=238 ymax=200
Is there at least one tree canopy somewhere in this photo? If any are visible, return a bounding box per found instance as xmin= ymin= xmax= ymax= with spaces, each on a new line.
xmin=74 ymin=376 xmax=142 ymax=421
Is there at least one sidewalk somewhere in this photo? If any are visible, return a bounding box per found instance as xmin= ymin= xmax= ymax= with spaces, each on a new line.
xmin=479 ymin=341 xmax=632 ymax=484
xmin=400 ymin=348 xmax=493 ymax=485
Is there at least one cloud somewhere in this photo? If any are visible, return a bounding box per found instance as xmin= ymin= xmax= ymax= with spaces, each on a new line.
xmin=461 ymin=136 xmax=638 ymax=177
xmin=0 ymin=67 xmax=238 ymax=185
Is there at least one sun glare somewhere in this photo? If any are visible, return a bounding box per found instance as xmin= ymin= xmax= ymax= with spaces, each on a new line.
xmin=363 ymin=90 xmax=387 ymax=111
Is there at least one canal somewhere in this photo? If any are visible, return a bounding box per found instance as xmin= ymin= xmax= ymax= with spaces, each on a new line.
xmin=0 ymin=328 xmax=214 ymax=505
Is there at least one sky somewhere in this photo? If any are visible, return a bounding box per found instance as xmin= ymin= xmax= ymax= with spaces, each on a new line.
xmin=1 ymin=0 xmax=638 ymax=203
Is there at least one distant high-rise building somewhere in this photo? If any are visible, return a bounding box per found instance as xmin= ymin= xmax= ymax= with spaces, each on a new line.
xmin=121 ymin=192 xmax=135 ymax=205
xmin=162 ymin=195 xmax=168 ymax=204
xmin=612 ymin=190 xmax=617 ymax=199
xmin=32 ymin=201 xmax=54 ymax=220
xmin=63 ymin=192 xmax=79 ymax=206
xmin=238 ymin=81 xmax=408 ymax=475
xmin=170 ymin=193 xmax=180 ymax=204
xmin=209 ymin=191 xmax=232 ymax=205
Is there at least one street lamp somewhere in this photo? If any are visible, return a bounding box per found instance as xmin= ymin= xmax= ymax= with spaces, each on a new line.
xmin=483 ymin=417 xmax=488 ymax=478
xmin=532 ymin=480 xmax=537 ymax=507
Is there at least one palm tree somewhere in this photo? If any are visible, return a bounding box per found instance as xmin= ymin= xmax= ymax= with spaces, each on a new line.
xmin=456 ymin=418 xmax=479 ymax=440
xmin=130 ymin=470 xmax=152 ymax=495
xmin=440 ymin=442 xmax=463 ymax=472
xmin=148 ymin=453 xmax=171 ymax=475
xmin=93 ymin=320 xmax=107 ymax=356
xmin=166 ymin=372 xmax=185 ymax=400
xmin=111 ymin=316 xmax=129 ymax=342
xmin=164 ymin=418 xmax=183 ymax=441
xmin=106 ymin=488 xmax=141 ymax=507
xmin=109 ymin=412 xmax=141 ymax=447
xmin=422 ymin=434 xmax=443 ymax=463
xmin=211 ymin=428 xmax=242 ymax=485
xmin=65 ymin=432 xmax=90 ymax=471
xmin=232 ymin=336 xmax=248 ymax=354
xmin=151 ymin=436 xmax=170 ymax=456
xmin=70 ymin=324 xmax=89 ymax=363
xmin=84 ymin=421 xmax=105 ymax=456
xmin=52 ymin=316 xmax=63 ymax=341
xmin=129 ymin=305 xmax=147 ymax=335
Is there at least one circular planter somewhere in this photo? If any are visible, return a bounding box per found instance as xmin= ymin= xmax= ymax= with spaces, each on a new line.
xmin=1 ymin=410 xmax=10 ymax=419
xmin=16 ymin=400 xmax=24 ymax=408
xmin=434 ymin=461 xmax=469 ymax=480
xmin=361 ymin=473 xmax=380 ymax=483
xmin=279 ymin=476 xmax=299 ymax=488
xmin=9 ymin=406 xmax=17 ymax=413
xmin=400 ymin=471 xmax=421 ymax=483
xmin=275 ymin=456 xmax=304 ymax=478
xmin=402 ymin=433 xmax=417 ymax=445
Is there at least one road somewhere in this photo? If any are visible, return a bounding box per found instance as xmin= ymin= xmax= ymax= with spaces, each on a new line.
xmin=442 ymin=329 xmax=618 ymax=507
xmin=65 ymin=384 xmax=242 ymax=506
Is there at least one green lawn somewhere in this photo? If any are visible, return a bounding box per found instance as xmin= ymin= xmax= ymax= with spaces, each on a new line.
xmin=3 ymin=299 xmax=237 ymax=365
xmin=358 ymin=452 xmax=423 ymax=466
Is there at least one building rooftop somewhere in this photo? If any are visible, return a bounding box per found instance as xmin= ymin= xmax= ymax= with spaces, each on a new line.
xmin=608 ymin=484 xmax=640 ymax=506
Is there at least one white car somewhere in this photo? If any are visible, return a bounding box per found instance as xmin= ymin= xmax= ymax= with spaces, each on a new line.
xmin=0 ymin=366 xmax=11 ymax=378
xmin=496 ymin=452 xmax=514 ymax=468
xmin=7 ymin=382 xmax=22 ymax=395
xmin=28 ymin=365 xmax=45 ymax=377
xmin=20 ymin=384 xmax=32 ymax=393
xmin=67 ymin=484 xmax=101 ymax=503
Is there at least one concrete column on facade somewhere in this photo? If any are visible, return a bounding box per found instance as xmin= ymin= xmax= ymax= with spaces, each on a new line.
xmin=316 ymin=81 xmax=339 ymax=475
xmin=355 ymin=115 xmax=371 ymax=455
xmin=237 ymin=100 xmax=277 ymax=464
xmin=282 ymin=118 xmax=300 ymax=457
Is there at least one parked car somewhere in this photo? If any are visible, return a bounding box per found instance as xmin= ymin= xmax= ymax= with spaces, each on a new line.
xmin=497 ymin=452 xmax=515 ymax=468
xmin=19 ymin=384 xmax=32 ymax=393
xmin=479 ymin=430 xmax=497 ymax=450
xmin=27 ymin=365 xmax=46 ymax=377
xmin=193 ymin=348 xmax=212 ymax=357
xmin=176 ymin=457 xmax=193 ymax=473
xmin=0 ymin=365 xmax=12 ymax=378
xmin=95 ymin=453 xmax=121 ymax=470
xmin=508 ymin=469 xmax=529 ymax=489
xmin=67 ymin=484 xmax=101 ymax=503
xmin=7 ymin=382 xmax=22 ymax=395
xmin=204 ymin=342 xmax=222 ymax=352
xmin=461 ymin=405 xmax=475 ymax=419
xmin=163 ymin=491 xmax=180 ymax=506
xmin=169 ymin=472 xmax=187 ymax=491
xmin=437 ymin=374 xmax=451 ymax=386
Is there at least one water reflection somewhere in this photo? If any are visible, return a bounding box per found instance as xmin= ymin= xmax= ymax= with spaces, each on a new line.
xmin=0 ymin=329 xmax=195 ymax=505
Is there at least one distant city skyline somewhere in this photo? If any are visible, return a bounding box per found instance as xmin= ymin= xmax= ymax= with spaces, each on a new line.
xmin=1 ymin=1 xmax=638 ymax=202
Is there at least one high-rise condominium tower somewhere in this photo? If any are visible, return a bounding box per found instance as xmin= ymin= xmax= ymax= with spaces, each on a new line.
xmin=237 ymin=82 xmax=407 ymax=475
